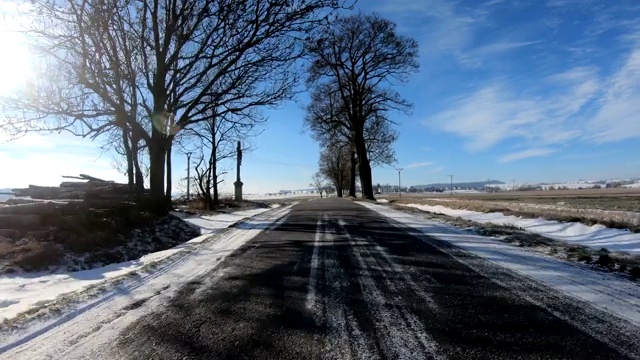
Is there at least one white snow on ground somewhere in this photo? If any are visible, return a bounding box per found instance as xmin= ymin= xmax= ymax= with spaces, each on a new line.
xmin=0 ymin=205 xmax=293 ymax=359
xmin=0 ymin=207 xmax=273 ymax=322
xmin=359 ymin=202 xmax=640 ymax=328
xmin=376 ymin=199 xmax=389 ymax=203
xmin=402 ymin=203 xmax=640 ymax=254
xmin=173 ymin=208 xmax=273 ymax=235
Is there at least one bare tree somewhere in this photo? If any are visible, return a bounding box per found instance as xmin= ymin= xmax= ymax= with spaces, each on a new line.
xmin=319 ymin=143 xmax=350 ymax=197
xmin=180 ymin=110 xmax=257 ymax=210
xmin=305 ymin=79 xmax=397 ymax=198
xmin=306 ymin=12 xmax=418 ymax=200
xmin=0 ymin=0 xmax=148 ymax=194
xmin=2 ymin=0 xmax=350 ymax=210
xmin=310 ymin=172 xmax=326 ymax=198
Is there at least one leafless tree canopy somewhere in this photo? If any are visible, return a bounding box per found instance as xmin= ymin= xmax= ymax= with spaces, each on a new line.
xmin=1 ymin=0 xmax=350 ymax=209
xmin=306 ymin=12 xmax=418 ymax=200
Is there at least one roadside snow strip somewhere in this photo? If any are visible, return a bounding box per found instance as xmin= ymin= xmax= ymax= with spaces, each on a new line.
xmin=0 ymin=204 xmax=293 ymax=358
xmin=0 ymin=206 xmax=279 ymax=323
xmin=359 ymin=202 xmax=640 ymax=329
xmin=403 ymin=203 xmax=640 ymax=254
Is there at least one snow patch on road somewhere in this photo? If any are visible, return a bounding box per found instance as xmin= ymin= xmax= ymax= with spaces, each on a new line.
xmin=360 ymin=202 xmax=640 ymax=328
xmin=402 ymin=203 xmax=640 ymax=254
xmin=0 ymin=207 xmax=273 ymax=323
xmin=306 ymin=214 xmax=325 ymax=314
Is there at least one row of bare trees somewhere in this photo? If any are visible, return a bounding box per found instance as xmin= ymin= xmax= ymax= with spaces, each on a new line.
xmin=304 ymin=12 xmax=418 ymax=199
xmin=1 ymin=0 xmax=350 ymax=210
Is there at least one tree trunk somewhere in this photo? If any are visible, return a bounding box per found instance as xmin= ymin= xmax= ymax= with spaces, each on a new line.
xmin=122 ymin=127 xmax=135 ymax=192
xmin=354 ymin=130 xmax=375 ymax=200
xmin=131 ymin=135 xmax=145 ymax=195
xmin=348 ymin=149 xmax=357 ymax=197
xmin=335 ymin=152 xmax=343 ymax=197
xmin=165 ymin=141 xmax=172 ymax=200
xmin=148 ymin=127 xmax=168 ymax=212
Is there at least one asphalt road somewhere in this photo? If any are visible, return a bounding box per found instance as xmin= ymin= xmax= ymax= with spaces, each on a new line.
xmin=113 ymin=198 xmax=634 ymax=359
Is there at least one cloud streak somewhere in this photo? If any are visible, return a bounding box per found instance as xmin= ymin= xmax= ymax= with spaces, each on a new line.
xmin=499 ymin=148 xmax=557 ymax=163
xmin=427 ymin=64 xmax=603 ymax=151
xmin=404 ymin=161 xmax=436 ymax=169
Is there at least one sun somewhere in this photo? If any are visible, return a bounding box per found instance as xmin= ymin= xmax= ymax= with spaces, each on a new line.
xmin=0 ymin=25 xmax=33 ymax=95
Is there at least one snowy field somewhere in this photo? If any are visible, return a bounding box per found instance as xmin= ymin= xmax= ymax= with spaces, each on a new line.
xmin=402 ymin=203 xmax=640 ymax=254
xmin=361 ymin=202 xmax=640 ymax=328
xmin=0 ymin=206 xmax=280 ymax=323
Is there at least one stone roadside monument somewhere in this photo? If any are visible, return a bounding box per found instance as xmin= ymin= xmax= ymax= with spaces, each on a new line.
xmin=234 ymin=141 xmax=243 ymax=201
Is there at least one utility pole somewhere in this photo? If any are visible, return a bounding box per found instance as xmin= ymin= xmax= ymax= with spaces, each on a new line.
xmin=186 ymin=152 xmax=193 ymax=200
xmin=448 ymin=175 xmax=454 ymax=196
xmin=511 ymin=179 xmax=516 ymax=191
xmin=396 ymin=168 xmax=403 ymax=197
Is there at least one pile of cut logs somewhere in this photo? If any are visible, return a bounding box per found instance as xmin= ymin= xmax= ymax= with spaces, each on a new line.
xmin=4 ymin=174 xmax=131 ymax=201
xmin=0 ymin=175 xmax=135 ymax=240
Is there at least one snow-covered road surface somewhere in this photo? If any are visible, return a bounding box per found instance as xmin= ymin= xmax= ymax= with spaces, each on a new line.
xmin=2 ymin=199 xmax=639 ymax=359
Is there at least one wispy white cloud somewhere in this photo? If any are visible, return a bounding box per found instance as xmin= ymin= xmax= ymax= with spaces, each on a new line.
xmin=427 ymin=65 xmax=600 ymax=151
xmin=499 ymin=148 xmax=557 ymax=163
xmin=588 ymin=48 xmax=640 ymax=142
xmin=404 ymin=161 xmax=436 ymax=169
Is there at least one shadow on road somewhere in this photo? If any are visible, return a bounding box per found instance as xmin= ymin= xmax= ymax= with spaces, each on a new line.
xmin=114 ymin=201 xmax=631 ymax=359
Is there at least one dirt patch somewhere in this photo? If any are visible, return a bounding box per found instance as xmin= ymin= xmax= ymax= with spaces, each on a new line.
xmin=0 ymin=203 xmax=200 ymax=274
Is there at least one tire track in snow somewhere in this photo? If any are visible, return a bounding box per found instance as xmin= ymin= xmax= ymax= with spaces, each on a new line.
xmin=337 ymin=219 xmax=443 ymax=360
xmin=306 ymin=214 xmax=325 ymax=314
xmin=321 ymin=216 xmax=379 ymax=360
xmin=307 ymin=214 xmax=378 ymax=360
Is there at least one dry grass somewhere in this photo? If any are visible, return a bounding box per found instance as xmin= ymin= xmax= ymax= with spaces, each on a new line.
xmin=0 ymin=239 xmax=64 ymax=272
xmin=0 ymin=202 xmax=164 ymax=273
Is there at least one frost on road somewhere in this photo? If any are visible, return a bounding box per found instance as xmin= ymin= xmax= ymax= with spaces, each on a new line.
xmin=2 ymin=199 xmax=639 ymax=360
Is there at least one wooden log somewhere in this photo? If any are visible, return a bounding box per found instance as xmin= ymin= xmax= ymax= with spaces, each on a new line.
xmin=62 ymin=175 xmax=87 ymax=180
xmin=79 ymin=174 xmax=114 ymax=183
xmin=0 ymin=201 xmax=62 ymax=216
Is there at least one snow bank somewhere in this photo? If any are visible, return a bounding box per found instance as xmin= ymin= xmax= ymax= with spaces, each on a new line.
xmin=403 ymin=203 xmax=640 ymax=254
xmin=0 ymin=208 xmax=272 ymax=322
xmin=359 ymin=202 xmax=640 ymax=328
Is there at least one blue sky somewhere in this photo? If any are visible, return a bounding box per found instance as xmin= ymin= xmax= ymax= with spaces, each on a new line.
xmin=1 ymin=0 xmax=640 ymax=192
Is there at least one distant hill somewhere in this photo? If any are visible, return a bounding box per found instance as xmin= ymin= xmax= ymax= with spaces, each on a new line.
xmin=412 ymin=180 xmax=505 ymax=190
